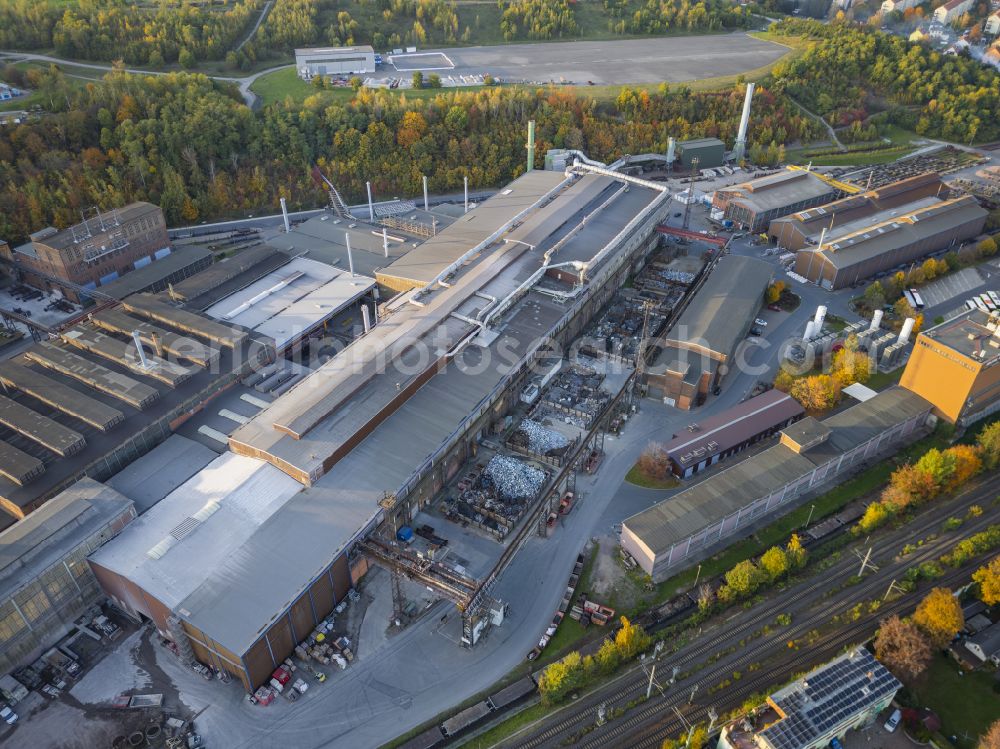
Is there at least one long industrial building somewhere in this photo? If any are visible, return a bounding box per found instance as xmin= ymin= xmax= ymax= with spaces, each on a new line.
xmin=644 ymin=255 xmax=773 ymax=409
xmin=621 ymin=387 xmax=933 ymax=581
xmin=0 ymin=478 xmax=134 ymax=675
xmin=92 ymin=165 xmax=673 ymax=689
xmin=711 ymin=169 xmax=841 ymax=232
xmin=0 ymin=292 xmax=274 ymax=525
xmin=787 ymin=184 xmax=987 ymax=289
xmin=900 ymin=309 xmax=1000 ymax=425
xmin=661 ymin=389 xmax=804 ymax=478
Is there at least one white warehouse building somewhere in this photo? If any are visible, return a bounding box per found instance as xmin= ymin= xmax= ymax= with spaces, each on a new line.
xmin=295 ymin=46 xmax=375 ymax=79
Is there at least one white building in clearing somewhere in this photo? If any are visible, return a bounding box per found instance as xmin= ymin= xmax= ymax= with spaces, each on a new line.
xmin=295 ymin=46 xmax=375 ymax=79
xmin=934 ymin=0 xmax=973 ymax=24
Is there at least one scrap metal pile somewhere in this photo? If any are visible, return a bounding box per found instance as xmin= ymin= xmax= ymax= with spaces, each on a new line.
xmin=448 ymin=455 xmax=549 ymax=538
xmin=483 ymin=454 xmax=546 ymax=501
xmin=509 ymin=419 xmax=570 ymax=457
xmin=530 ymin=364 xmax=611 ymax=429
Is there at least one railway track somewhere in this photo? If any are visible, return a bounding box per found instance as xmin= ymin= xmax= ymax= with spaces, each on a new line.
xmin=502 ymin=480 xmax=995 ymax=749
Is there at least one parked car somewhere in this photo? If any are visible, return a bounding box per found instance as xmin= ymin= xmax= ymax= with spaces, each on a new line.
xmin=767 ymin=304 xmax=782 ymax=312
xmin=754 ymin=318 xmax=768 ymax=327
xmin=884 ymin=708 xmax=901 ymax=732
xmin=829 ymin=738 xmax=843 ymax=749
xmin=749 ymin=327 xmax=762 ymax=337
xmin=0 ymin=705 xmax=17 ymax=725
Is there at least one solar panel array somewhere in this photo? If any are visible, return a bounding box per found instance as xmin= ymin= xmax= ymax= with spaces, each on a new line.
xmin=759 ymin=649 xmax=901 ymax=749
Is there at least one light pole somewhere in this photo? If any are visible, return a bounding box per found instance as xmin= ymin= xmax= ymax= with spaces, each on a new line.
xmin=804 ymin=503 xmax=816 ymax=529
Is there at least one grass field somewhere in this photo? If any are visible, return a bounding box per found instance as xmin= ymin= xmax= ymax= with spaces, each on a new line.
xmin=624 ymin=464 xmax=679 ymax=490
xmin=248 ymin=66 xmax=501 ymax=107
xmin=908 ymin=654 xmax=1000 ymax=748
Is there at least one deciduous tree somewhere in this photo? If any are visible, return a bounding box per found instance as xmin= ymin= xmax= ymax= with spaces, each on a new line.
xmin=973 ymin=556 xmax=1000 ymax=606
xmin=874 ymin=615 xmax=932 ymax=680
xmin=913 ymin=587 xmax=963 ymax=647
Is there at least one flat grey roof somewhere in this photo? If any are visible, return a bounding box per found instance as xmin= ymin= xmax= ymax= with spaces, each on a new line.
xmin=724 ymin=170 xmax=836 ymax=214
xmin=90 ymin=453 xmax=303 ymax=611
xmin=106 ymin=434 xmax=217 ymax=515
xmin=98 ymin=245 xmax=212 ymax=300
xmin=37 ymin=202 xmax=161 ymax=252
xmin=122 ymin=293 xmax=249 ymax=349
xmin=25 ymin=343 xmax=160 ymax=410
xmin=0 ymin=440 xmax=45 ymax=486
xmin=93 ymin=309 xmax=219 ymax=368
xmin=61 ymin=326 xmax=196 ymax=388
xmin=0 ymin=394 xmax=86 ymax=457
xmin=0 ymin=477 xmax=133 ymax=600
xmin=805 ymin=196 xmax=986 ymax=271
xmin=506 ymin=174 xmax=611 ymax=248
xmin=378 ymin=170 xmax=567 ymax=286
xmin=168 ymin=245 xmax=292 ymax=309
xmin=0 ymin=360 xmax=125 ymax=431
xmin=921 ymin=308 xmax=1000 ymax=364
xmin=779 ymin=416 xmax=830 ymax=449
xmin=177 ymin=466 xmax=380 ymax=656
xmin=661 ymin=255 xmax=772 ymax=359
xmin=624 ymin=387 xmax=932 ymax=556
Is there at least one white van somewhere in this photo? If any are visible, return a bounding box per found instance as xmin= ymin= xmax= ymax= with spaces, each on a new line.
xmin=884 ymin=708 xmax=901 ymax=732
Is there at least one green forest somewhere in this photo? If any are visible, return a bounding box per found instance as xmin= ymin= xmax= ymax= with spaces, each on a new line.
xmin=0 ymin=64 xmax=816 ymax=241
xmin=0 ymin=0 xmax=757 ymax=68
xmin=771 ymin=19 xmax=1000 ymax=143
xmin=0 ymin=19 xmax=998 ymax=243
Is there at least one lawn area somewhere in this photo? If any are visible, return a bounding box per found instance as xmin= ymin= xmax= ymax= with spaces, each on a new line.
xmin=790 ymin=145 xmax=917 ymax=167
xmin=866 ymin=365 xmax=904 ymax=391
xmin=907 ymin=654 xmax=1000 ymax=749
xmin=456 ymin=701 xmax=548 ymax=748
xmin=249 ymin=66 xmax=503 ymax=107
xmin=624 ymin=464 xmax=679 ymax=490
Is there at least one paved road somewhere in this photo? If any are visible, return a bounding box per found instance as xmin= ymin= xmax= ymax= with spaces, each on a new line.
xmin=0 ymin=50 xmax=282 ymax=106
xmin=391 ymin=33 xmax=786 ymax=85
xmin=504 ymin=474 xmax=997 ymax=748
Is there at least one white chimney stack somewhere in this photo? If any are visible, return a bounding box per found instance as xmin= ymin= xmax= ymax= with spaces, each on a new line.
xmin=423 ymin=175 xmax=429 ymax=211
xmin=870 ymin=309 xmax=883 ymax=331
xmin=345 ymin=232 xmax=355 ymax=276
xmin=361 ymin=305 xmax=371 ymax=333
xmin=733 ymin=82 xmax=755 ymax=163
xmin=382 ymin=227 xmax=389 ymax=258
xmin=898 ymin=317 xmax=916 ymax=346
xmin=366 ymin=181 xmax=375 ymax=222
xmin=804 ymin=320 xmax=816 ymax=341
xmin=814 ymin=305 xmax=827 ymax=331
xmin=280 ymin=197 xmax=290 ymax=233
xmin=666 ymin=136 xmax=676 ymax=165
xmin=464 ymin=175 xmax=469 ymax=214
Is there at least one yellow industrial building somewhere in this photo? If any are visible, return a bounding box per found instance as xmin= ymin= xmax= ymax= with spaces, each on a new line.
xmin=900 ymin=309 xmax=1000 ymax=424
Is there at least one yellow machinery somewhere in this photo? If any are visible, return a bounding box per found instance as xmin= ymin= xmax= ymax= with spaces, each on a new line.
xmin=786 ymin=164 xmax=863 ymax=194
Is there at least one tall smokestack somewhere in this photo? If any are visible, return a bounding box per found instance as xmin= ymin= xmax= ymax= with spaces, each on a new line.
xmin=345 ymin=232 xmax=355 ymax=276
xmin=464 ymin=175 xmax=469 ymax=214
xmin=814 ymin=305 xmax=827 ymax=332
xmin=804 ymin=320 xmax=816 ymax=341
xmin=422 ymin=175 xmax=429 ymax=211
xmin=870 ymin=310 xmax=883 ymax=331
xmin=280 ymin=197 xmax=290 ymax=233
xmin=666 ymin=136 xmax=676 ymax=166
xmin=733 ymin=82 xmax=755 ymax=163
xmin=366 ymin=181 xmax=374 ymax=222
xmin=361 ymin=305 xmax=371 ymax=333
xmin=898 ymin=317 xmax=916 ymax=345
xmin=527 ymin=120 xmax=535 ymax=172
xmin=382 ymin=227 xmax=389 ymax=258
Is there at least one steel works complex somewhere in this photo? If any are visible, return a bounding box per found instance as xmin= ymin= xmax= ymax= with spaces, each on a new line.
xmin=0 ymin=138 xmax=996 ymax=706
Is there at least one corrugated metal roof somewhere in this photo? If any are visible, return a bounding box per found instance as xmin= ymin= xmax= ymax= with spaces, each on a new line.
xmin=624 ymin=388 xmax=931 ymax=556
